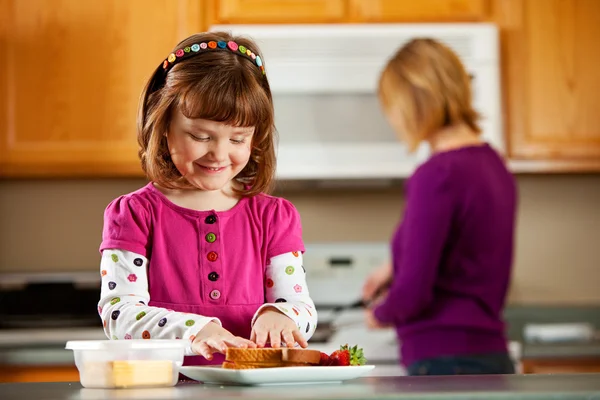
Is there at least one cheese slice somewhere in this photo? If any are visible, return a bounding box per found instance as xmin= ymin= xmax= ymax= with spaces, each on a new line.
xmin=81 ymin=360 xmax=174 ymax=388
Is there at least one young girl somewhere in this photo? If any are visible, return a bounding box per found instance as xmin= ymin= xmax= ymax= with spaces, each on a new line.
xmin=97 ymin=32 xmax=317 ymax=366
xmin=362 ymin=38 xmax=517 ymax=375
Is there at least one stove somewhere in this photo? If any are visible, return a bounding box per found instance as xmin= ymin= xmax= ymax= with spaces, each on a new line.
xmin=302 ymin=242 xmax=390 ymax=307
xmin=0 ymin=272 xmax=102 ymax=331
xmin=301 ymin=242 xmax=401 ymax=369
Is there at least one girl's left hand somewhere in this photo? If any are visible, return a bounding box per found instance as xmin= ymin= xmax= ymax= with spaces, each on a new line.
xmin=251 ymin=308 xmax=308 ymax=349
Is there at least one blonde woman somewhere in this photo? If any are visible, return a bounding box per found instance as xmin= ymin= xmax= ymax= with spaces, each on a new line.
xmin=363 ymin=39 xmax=517 ymax=376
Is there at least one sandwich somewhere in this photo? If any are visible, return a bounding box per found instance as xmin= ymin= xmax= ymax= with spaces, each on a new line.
xmin=222 ymin=347 xmax=321 ymax=370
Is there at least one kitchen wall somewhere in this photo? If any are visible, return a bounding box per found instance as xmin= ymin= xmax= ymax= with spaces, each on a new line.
xmin=0 ymin=174 xmax=599 ymax=304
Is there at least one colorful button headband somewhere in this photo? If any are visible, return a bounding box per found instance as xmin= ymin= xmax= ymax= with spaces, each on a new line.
xmin=162 ymin=40 xmax=265 ymax=75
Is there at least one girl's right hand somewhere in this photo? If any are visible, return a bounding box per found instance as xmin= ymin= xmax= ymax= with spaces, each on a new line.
xmin=362 ymin=262 xmax=393 ymax=303
xmin=192 ymin=321 xmax=257 ymax=360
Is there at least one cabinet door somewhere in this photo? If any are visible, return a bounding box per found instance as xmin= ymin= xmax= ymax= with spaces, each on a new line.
xmin=0 ymin=0 xmax=203 ymax=177
xmin=0 ymin=365 xmax=80 ymax=383
xmin=495 ymin=0 xmax=600 ymax=162
xmin=521 ymin=358 xmax=600 ymax=374
xmin=348 ymin=0 xmax=489 ymax=22
xmin=213 ymin=0 xmax=346 ymax=24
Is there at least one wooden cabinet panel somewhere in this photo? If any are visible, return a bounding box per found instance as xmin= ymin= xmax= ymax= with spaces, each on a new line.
xmin=349 ymin=0 xmax=489 ymax=22
xmin=494 ymin=0 xmax=600 ymax=161
xmin=213 ymin=0 xmax=346 ymax=24
xmin=522 ymin=358 xmax=600 ymax=374
xmin=0 ymin=0 xmax=203 ymax=177
xmin=0 ymin=365 xmax=79 ymax=383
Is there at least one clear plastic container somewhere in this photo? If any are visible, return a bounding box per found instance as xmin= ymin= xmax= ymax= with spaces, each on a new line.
xmin=66 ymin=340 xmax=188 ymax=389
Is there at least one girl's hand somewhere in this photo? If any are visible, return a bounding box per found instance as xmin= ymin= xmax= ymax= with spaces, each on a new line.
xmin=251 ymin=308 xmax=308 ymax=349
xmin=192 ymin=321 xmax=256 ymax=360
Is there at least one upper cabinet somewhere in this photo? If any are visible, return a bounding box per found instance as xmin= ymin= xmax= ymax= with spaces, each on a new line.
xmin=211 ymin=0 xmax=488 ymax=24
xmin=348 ymin=0 xmax=489 ymax=22
xmin=494 ymin=0 xmax=600 ymax=162
xmin=212 ymin=0 xmax=347 ymax=24
xmin=0 ymin=0 xmax=203 ymax=177
xmin=1 ymin=0 xmax=598 ymax=177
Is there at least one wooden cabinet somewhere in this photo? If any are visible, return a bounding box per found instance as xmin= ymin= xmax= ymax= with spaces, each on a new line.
xmin=211 ymin=0 xmax=488 ymax=24
xmin=521 ymin=357 xmax=600 ymax=374
xmin=212 ymin=0 xmax=347 ymax=24
xmin=493 ymin=0 xmax=600 ymax=163
xmin=1 ymin=0 xmax=598 ymax=177
xmin=348 ymin=0 xmax=489 ymax=22
xmin=0 ymin=365 xmax=79 ymax=383
xmin=0 ymin=0 xmax=204 ymax=177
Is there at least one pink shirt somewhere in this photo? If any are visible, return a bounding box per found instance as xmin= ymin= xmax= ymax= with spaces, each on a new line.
xmin=100 ymin=183 xmax=305 ymax=364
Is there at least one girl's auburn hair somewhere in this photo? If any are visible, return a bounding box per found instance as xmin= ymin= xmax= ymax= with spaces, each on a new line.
xmin=137 ymin=31 xmax=276 ymax=196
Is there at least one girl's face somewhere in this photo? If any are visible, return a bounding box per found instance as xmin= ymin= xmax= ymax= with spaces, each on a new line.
xmin=166 ymin=108 xmax=254 ymax=192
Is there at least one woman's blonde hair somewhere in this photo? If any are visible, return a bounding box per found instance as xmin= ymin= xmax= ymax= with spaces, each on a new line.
xmin=378 ymin=38 xmax=481 ymax=151
xmin=137 ymin=31 xmax=276 ymax=196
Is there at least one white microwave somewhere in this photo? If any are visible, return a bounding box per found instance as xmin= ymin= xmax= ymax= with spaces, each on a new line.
xmin=210 ymin=23 xmax=503 ymax=181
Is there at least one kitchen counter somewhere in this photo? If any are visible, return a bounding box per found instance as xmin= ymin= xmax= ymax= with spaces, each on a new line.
xmin=2 ymin=374 xmax=600 ymax=400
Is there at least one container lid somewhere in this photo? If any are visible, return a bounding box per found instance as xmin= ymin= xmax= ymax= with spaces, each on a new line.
xmin=66 ymin=339 xmax=189 ymax=350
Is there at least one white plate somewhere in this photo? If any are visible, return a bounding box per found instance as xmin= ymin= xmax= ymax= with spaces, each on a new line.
xmin=180 ymin=365 xmax=375 ymax=386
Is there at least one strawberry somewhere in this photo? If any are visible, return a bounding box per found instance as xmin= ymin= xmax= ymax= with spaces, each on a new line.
xmin=327 ymin=350 xmax=346 ymax=366
xmin=328 ymin=344 xmax=366 ymax=366
xmin=319 ymin=352 xmax=330 ymax=366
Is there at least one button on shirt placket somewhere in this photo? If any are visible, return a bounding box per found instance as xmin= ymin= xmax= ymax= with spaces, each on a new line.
xmin=203 ymin=214 xmax=222 ymax=303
